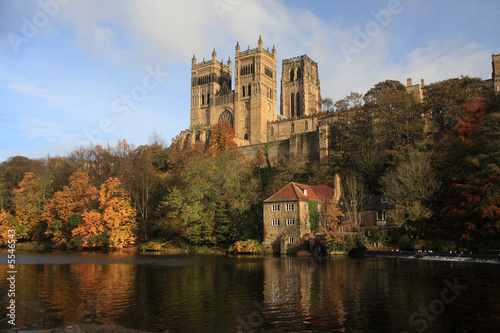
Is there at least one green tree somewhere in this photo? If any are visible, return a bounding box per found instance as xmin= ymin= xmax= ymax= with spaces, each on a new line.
xmin=308 ymin=199 xmax=320 ymax=233
xmin=382 ymin=151 xmax=439 ymax=238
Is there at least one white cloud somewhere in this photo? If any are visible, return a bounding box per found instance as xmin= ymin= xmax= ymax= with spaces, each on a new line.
xmin=7 ymin=83 xmax=65 ymax=103
xmin=15 ymin=117 xmax=80 ymax=143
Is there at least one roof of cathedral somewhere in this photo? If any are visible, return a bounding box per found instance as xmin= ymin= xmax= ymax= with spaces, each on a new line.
xmin=264 ymin=182 xmax=334 ymax=202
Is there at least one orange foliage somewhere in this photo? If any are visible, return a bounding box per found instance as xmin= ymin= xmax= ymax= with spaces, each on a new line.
xmin=43 ymin=170 xmax=98 ymax=247
xmin=208 ymin=122 xmax=238 ymax=154
xmin=0 ymin=210 xmax=17 ymax=245
xmin=456 ymin=96 xmax=488 ymax=143
xmin=99 ymin=177 xmax=136 ymax=248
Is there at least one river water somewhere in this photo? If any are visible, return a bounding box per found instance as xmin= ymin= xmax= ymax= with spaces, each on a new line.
xmin=0 ymin=250 xmax=499 ymax=332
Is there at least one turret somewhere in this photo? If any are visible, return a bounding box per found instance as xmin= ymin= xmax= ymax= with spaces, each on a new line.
xmin=235 ymin=41 xmax=240 ymax=56
xmin=212 ymin=48 xmax=217 ymax=62
xmin=258 ymin=35 xmax=263 ymax=51
xmin=192 ymin=54 xmax=196 ymax=66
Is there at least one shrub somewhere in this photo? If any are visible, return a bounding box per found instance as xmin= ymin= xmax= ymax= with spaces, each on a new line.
xmin=228 ymin=239 xmax=261 ymax=254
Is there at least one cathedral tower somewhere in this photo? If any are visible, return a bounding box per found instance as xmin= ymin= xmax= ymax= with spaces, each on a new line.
xmin=280 ymin=55 xmax=321 ymax=118
xmin=234 ymin=36 xmax=278 ymax=144
xmin=190 ymin=49 xmax=232 ymax=127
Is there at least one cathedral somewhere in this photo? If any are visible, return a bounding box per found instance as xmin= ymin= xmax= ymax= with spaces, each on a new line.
xmin=172 ymin=37 xmax=326 ymax=164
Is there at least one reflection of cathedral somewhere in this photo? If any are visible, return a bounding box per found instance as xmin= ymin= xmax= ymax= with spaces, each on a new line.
xmin=172 ymin=37 xmax=325 ymax=164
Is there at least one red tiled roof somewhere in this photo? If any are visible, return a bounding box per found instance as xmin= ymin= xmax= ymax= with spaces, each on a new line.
xmin=264 ymin=182 xmax=334 ymax=202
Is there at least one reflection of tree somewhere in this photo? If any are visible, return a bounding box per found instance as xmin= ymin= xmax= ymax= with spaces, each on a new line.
xmin=33 ymin=263 xmax=135 ymax=326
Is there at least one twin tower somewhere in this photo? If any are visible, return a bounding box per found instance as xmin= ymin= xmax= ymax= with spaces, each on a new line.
xmin=188 ymin=36 xmax=321 ymax=147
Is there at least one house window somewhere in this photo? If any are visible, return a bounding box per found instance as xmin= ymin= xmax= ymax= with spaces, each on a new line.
xmin=271 ymin=204 xmax=280 ymax=212
xmin=285 ymin=203 xmax=294 ymax=211
xmin=305 ymin=203 xmax=308 ymax=211
xmin=381 ymin=198 xmax=387 ymax=203
xmin=359 ymin=213 xmax=363 ymax=220
xmin=377 ymin=210 xmax=386 ymax=221
xmin=289 ymin=237 xmax=294 ymax=244
xmin=351 ymin=200 xmax=357 ymax=207
xmin=305 ymin=218 xmax=309 ymax=225
xmin=272 ymin=219 xmax=280 ymax=226
xmin=286 ymin=218 xmax=295 ymax=225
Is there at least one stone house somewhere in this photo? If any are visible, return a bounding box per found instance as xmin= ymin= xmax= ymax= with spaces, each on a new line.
xmin=262 ymin=181 xmax=339 ymax=254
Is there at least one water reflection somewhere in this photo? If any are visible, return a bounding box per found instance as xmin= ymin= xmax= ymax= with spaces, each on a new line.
xmin=0 ymin=252 xmax=499 ymax=332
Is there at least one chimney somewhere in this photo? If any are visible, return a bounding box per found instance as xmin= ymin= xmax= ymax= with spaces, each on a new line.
xmin=334 ymin=174 xmax=341 ymax=202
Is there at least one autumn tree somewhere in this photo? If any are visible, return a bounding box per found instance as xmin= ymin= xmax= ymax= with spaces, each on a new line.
xmin=43 ymin=170 xmax=98 ymax=247
xmin=13 ymin=172 xmax=45 ymax=240
xmin=0 ymin=210 xmax=17 ymax=245
xmin=99 ymin=177 xmax=137 ymax=248
xmin=208 ymin=122 xmax=238 ymax=154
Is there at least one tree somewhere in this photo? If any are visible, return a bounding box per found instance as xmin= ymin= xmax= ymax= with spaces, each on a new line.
xmin=13 ymin=172 xmax=45 ymax=240
xmin=99 ymin=177 xmax=137 ymax=248
xmin=0 ymin=210 xmax=17 ymax=245
xmin=208 ymin=122 xmax=238 ymax=154
xmin=382 ymin=151 xmax=439 ymax=238
xmin=341 ymin=172 xmax=365 ymax=230
xmin=308 ymin=199 xmax=320 ymax=233
xmin=43 ymin=170 xmax=98 ymax=247
xmin=321 ymin=196 xmax=344 ymax=232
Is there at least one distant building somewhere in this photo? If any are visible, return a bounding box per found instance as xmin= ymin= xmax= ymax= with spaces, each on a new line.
xmin=338 ymin=196 xmax=394 ymax=232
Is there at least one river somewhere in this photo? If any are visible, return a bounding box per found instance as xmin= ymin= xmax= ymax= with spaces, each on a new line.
xmin=0 ymin=250 xmax=499 ymax=332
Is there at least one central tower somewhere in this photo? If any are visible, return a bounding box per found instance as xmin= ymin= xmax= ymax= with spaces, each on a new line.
xmin=234 ymin=36 xmax=278 ymax=145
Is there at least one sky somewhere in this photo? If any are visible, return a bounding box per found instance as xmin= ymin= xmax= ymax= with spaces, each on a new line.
xmin=0 ymin=0 xmax=499 ymax=162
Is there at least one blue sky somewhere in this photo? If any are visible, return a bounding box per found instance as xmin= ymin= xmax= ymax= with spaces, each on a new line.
xmin=1 ymin=0 xmax=499 ymax=162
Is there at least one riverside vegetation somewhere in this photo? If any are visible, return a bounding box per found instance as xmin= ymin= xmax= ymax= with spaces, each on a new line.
xmin=1 ymin=77 xmax=499 ymax=253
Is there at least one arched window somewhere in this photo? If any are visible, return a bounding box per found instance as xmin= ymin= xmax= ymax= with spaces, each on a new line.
xmin=291 ymin=93 xmax=295 ymax=118
xmin=297 ymin=68 xmax=302 ymax=80
xmin=305 ymin=121 xmax=309 ymax=131
xmin=195 ymin=131 xmax=201 ymax=141
xmin=291 ymin=123 xmax=295 ymax=133
xmin=218 ymin=109 xmax=234 ymax=128
xmin=206 ymin=130 xmax=211 ymax=142
xmin=248 ymin=83 xmax=251 ymax=96
xmin=290 ymin=68 xmax=294 ymax=81
xmin=270 ymin=126 xmax=274 ymax=136
xmin=201 ymin=95 xmax=205 ymax=105
xmin=242 ymin=86 xmax=246 ymax=97
xmin=296 ymin=92 xmax=301 ymax=117
xmin=244 ymin=133 xmax=249 ymax=140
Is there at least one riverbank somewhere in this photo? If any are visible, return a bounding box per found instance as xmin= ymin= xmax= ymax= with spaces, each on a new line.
xmin=350 ymin=250 xmax=500 ymax=264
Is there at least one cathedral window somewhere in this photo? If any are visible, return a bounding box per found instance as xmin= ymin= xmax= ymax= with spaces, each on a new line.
xmin=291 ymin=93 xmax=295 ymax=117
xmin=297 ymin=68 xmax=302 ymax=80
xmin=305 ymin=121 xmax=309 ymax=131
xmin=195 ymin=131 xmax=201 ymax=141
xmin=206 ymin=130 xmax=211 ymax=141
xmin=218 ymin=109 xmax=234 ymax=128
xmin=290 ymin=68 xmax=294 ymax=81
xmin=242 ymin=86 xmax=246 ymax=97
xmin=244 ymin=133 xmax=249 ymax=140
xmin=201 ymin=95 xmax=205 ymax=105
xmin=291 ymin=123 xmax=295 ymax=133
xmin=248 ymin=83 xmax=251 ymax=96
